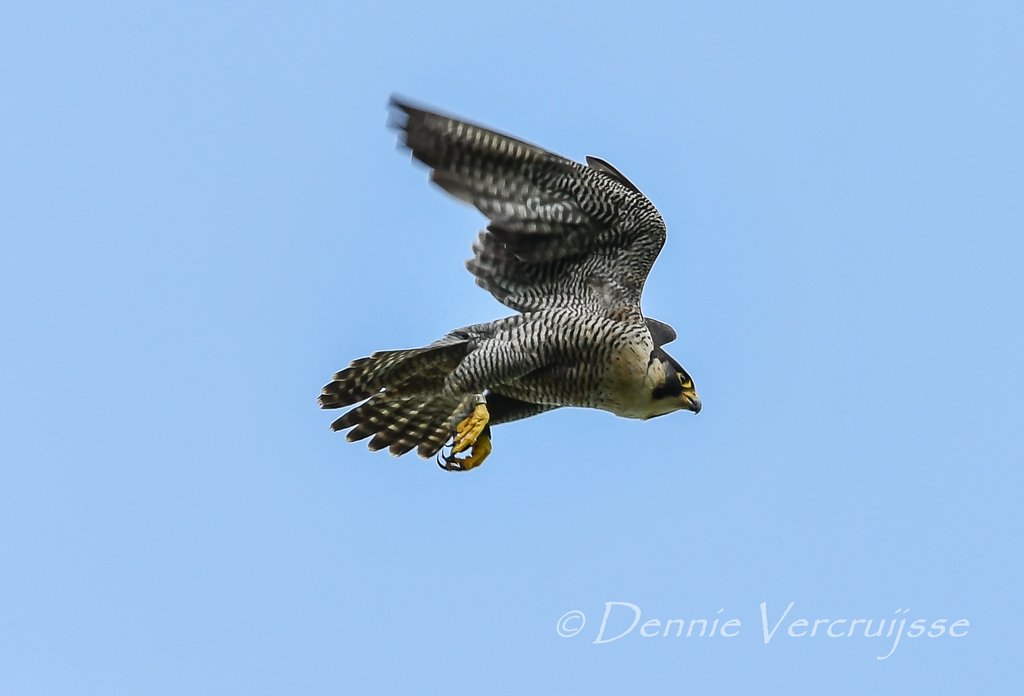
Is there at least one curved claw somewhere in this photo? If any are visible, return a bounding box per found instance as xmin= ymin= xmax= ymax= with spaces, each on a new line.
xmin=435 ymin=447 xmax=452 ymax=471
xmin=437 ymin=430 xmax=491 ymax=472
xmin=436 ymin=441 xmax=467 ymax=472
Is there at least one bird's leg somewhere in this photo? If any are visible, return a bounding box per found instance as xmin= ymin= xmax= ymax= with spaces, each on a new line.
xmin=452 ymin=397 xmax=489 ymax=454
xmin=439 ymin=395 xmax=492 ymax=471
xmin=435 ymin=345 xmax=542 ymax=472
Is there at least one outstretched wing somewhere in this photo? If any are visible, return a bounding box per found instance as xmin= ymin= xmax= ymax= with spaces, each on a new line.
xmin=390 ymin=97 xmax=667 ymax=314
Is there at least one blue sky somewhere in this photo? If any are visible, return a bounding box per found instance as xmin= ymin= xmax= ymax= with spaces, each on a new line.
xmin=2 ymin=1 xmax=1021 ymax=693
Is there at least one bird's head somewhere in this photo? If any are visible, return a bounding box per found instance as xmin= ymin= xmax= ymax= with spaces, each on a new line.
xmin=646 ymin=348 xmax=702 ymax=417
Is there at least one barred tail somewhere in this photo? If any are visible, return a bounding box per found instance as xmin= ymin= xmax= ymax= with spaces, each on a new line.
xmin=329 ymin=391 xmax=469 ymax=457
xmin=319 ymin=335 xmax=473 ymax=457
xmin=318 ymin=336 xmax=470 ymax=409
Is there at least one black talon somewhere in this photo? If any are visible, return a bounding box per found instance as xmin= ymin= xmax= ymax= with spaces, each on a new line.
xmin=436 ymin=440 xmax=464 ymax=471
xmin=436 ymin=447 xmax=453 ymax=471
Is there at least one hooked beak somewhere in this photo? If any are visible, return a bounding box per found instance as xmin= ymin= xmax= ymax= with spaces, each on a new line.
xmin=683 ymin=391 xmax=702 ymax=414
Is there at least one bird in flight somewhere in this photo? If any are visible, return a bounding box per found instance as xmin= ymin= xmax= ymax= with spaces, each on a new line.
xmin=319 ymin=97 xmax=701 ymax=471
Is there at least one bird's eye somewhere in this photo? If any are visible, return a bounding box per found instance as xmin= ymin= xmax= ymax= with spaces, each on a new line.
xmin=677 ymin=372 xmax=690 ymax=389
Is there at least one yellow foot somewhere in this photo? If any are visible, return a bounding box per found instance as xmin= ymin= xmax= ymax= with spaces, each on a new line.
xmin=438 ymin=400 xmax=492 ymax=472
xmin=452 ymin=402 xmax=489 ymax=454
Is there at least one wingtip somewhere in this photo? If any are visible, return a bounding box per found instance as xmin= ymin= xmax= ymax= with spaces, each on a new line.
xmin=387 ymin=94 xmax=428 ymax=122
xmin=388 ymin=94 xmax=411 ymax=112
xmin=386 ymin=97 xmax=410 ymax=133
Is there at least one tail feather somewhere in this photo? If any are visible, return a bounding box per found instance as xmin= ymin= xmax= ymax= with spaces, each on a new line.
xmin=319 ymin=337 xmax=469 ymax=409
xmin=321 ymin=333 xmax=479 ymax=458
xmin=331 ymin=391 xmax=465 ymax=458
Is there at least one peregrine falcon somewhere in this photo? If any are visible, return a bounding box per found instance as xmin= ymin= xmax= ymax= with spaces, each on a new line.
xmin=319 ymin=97 xmax=701 ymax=471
